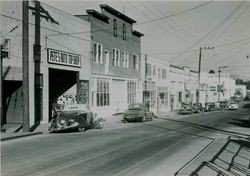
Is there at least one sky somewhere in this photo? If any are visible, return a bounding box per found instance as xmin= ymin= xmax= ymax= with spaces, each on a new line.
xmin=41 ymin=0 xmax=250 ymax=81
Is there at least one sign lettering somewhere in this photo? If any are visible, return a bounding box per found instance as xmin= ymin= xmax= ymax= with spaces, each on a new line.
xmin=48 ymin=48 xmax=81 ymax=67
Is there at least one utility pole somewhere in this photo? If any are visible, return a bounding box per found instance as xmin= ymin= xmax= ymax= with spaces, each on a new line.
xmin=218 ymin=66 xmax=228 ymax=102
xmin=144 ymin=54 xmax=147 ymax=103
xmin=34 ymin=1 xmax=43 ymax=123
xmin=22 ymin=1 xmax=30 ymax=132
xmin=197 ymin=46 xmax=214 ymax=105
xmin=197 ymin=47 xmax=202 ymax=104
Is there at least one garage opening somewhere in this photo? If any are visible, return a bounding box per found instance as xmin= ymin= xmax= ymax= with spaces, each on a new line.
xmin=49 ymin=68 xmax=78 ymax=121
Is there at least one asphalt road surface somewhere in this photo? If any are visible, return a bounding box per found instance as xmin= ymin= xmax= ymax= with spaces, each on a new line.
xmin=2 ymin=102 xmax=250 ymax=176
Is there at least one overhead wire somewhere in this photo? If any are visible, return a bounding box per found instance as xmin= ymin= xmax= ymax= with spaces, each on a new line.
xmin=135 ymin=1 xmax=213 ymax=25
xmin=137 ymin=2 xmax=195 ymax=43
xmin=146 ymin=1 xmax=198 ymax=42
xmin=168 ymin=2 xmax=246 ymax=63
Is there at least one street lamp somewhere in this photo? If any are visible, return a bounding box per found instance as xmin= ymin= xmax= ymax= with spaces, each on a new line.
xmin=218 ymin=66 xmax=228 ymax=102
xmin=197 ymin=46 xmax=214 ymax=104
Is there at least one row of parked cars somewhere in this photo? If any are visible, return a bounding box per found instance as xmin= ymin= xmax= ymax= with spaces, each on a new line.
xmin=178 ymin=101 xmax=239 ymax=115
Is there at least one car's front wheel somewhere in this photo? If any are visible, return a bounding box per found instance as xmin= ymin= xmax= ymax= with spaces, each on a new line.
xmin=78 ymin=127 xmax=85 ymax=132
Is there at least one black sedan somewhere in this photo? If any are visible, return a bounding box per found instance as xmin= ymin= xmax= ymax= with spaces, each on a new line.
xmin=122 ymin=103 xmax=154 ymax=122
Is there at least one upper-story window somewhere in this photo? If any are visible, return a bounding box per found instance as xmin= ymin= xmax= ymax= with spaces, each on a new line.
xmin=162 ymin=69 xmax=167 ymax=79
xmin=158 ymin=68 xmax=161 ymax=79
xmin=122 ymin=51 xmax=129 ymax=68
xmin=93 ymin=42 xmax=103 ymax=64
xmin=112 ymin=48 xmax=120 ymax=67
xmin=133 ymin=54 xmax=139 ymax=70
xmin=113 ymin=19 xmax=117 ymax=37
xmin=123 ymin=23 xmax=126 ymax=40
xmin=153 ymin=65 xmax=156 ymax=77
xmin=146 ymin=63 xmax=151 ymax=76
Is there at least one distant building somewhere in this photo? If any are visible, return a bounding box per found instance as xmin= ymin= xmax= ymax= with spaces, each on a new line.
xmin=141 ymin=55 xmax=169 ymax=113
xmin=76 ymin=4 xmax=144 ymax=116
xmin=200 ymin=72 xmax=236 ymax=103
xmin=235 ymin=84 xmax=247 ymax=98
xmin=169 ymin=65 xmax=198 ymax=110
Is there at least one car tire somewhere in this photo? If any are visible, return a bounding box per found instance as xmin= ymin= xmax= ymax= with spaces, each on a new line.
xmin=78 ymin=127 xmax=85 ymax=132
xmin=96 ymin=120 xmax=104 ymax=129
xmin=141 ymin=116 xmax=146 ymax=122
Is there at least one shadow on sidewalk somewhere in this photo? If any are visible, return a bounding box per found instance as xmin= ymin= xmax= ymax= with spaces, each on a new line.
xmin=176 ymin=137 xmax=250 ymax=176
xmin=228 ymin=118 xmax=250 ymax=128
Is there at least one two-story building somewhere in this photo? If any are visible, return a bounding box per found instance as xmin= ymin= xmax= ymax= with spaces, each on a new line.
xmin=169 ymin=65 xmax=198 ymax=110
xmin=76 ymin=4 xmax=144 ymax=116
xmin=141 ymin=55 xmax=169 ymax=113
xmin=1 ymin=1 xmax=91 ymax=129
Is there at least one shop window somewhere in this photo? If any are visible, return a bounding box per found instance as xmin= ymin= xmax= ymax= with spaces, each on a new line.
xmin=93 ymin=42 xmax=103 ymax=64
xmin=96 ymin=79 xmax=110 ymax=106
xmin=113 ymin=18 xmax=117 ymax=37
xmin=127 ymin=81 xmax=136 ymax=104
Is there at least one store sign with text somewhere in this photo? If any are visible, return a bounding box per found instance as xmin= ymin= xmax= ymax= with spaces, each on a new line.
xmin=47 ymin=48 xmax=81 ymax=67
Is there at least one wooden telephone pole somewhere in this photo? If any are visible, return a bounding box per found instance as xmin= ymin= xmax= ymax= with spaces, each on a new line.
xmin=22 ymin=1 xmax=30 ymax=131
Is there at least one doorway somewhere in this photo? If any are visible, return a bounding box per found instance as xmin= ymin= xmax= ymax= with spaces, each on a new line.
xmin=48 ymin=68 xmax=77 ymax=120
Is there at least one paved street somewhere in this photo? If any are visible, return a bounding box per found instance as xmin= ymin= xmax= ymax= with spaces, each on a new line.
xmin=1 ymin=103 xmax=250 ymax=176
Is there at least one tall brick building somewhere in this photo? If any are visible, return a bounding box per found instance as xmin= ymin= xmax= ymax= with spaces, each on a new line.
xmin=76 ymin=4 xmax=144 ymax=116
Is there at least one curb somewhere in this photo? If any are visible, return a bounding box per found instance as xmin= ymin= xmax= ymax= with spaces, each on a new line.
xmin=1 ymin=132 xmax=43 ymax=141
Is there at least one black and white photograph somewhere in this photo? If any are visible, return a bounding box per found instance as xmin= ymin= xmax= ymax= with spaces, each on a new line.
xmin=1 ymin=0 xmax=250 ymax=176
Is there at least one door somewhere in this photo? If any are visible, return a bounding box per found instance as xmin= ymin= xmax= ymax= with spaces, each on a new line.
xmin=111 ymin=79 xmax=126 ymax=113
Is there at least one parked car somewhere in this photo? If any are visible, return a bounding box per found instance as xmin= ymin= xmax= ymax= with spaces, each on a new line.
xmin=204 ymin=102 xmax=215 ymax=112
xmin=178 ymin=103 xmax=194 ymax=114
xmin=219 ymin=101 xmax=229 ymax=110
xmin=48 ymin=104 xmax=104 ymax=132
xmin=214 ymin=102 xmax=222 ymax=111
xmin=228 ymin=102 xmax=238 ymax=110
xmin=192 ymin=103 xmax=204 ymax=113
xmin=122 ymin=103 xmax=154 ymax=122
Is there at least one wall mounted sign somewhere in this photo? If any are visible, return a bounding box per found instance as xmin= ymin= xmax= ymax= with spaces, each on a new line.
xmin=47 ymin=48 xmax=81 ymax=67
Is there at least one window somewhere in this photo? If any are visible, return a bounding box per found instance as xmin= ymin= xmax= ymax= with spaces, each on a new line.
xmin=93 ymin=43 xmax=103 ymax=63
xmin=127 ymin=81 xmax=136 ymax=104
xmin=153 ymin=65 xmax=156 ymax=77
xmin=96 ymin=79 xmax=110 ymax=106
xmin=146 ymin=63 xmax=151 ymax=76
xmin=158 ymin=68 xmax=161 ymax=79
xmin=162 ymin=69 xmax=167 ymax=79
xmin=104 ymin=50 xmax=109 ymax=65
xmin=112 ymin=48 xmax=120 ymax=67
xmin=133 ymin=54 xmax=139 ymax=70
xmin=123 ymin=23 xmax=126 ymax=40
xmin=178 ymin=91 xmax=182 ymax=102
xmin=113 ymin=18 xmax=117 ymax=37
xmin=122 ymin=51 xmax=129 ymax=68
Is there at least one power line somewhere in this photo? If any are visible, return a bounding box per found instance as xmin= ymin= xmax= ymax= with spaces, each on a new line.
xmin=146 ymin=1 xmax=198 ymax=41
xmin=168 ymin=2 xmax=245 ymax=63
xmin=0 ymin=13 xmax=91 ymax=42
xmin=138 ymin=2 xmax=195 ymax=43
xmin=128 ymin=1 xmax=193 ymax=43
xmin=135 ymin=1 xmax=213 ymax=25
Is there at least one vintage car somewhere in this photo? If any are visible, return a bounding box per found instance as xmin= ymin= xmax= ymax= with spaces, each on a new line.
xmin=204 ymin=102 xmax=215 ymax=112
xmin=228 ymin=102 xmax=238 ymax=110
xmin=122 ymin=103 xmax=154 ymax=122
xmin=48 ymin=104 xmax=104 ymax=132
xmin=178 ymin=103 xmax=194 ymax=114
xmin=192 ymin=103 xmax=204 ymax=113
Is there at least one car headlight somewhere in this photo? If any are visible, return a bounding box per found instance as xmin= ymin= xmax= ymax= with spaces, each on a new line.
xmin=69 ymin=119 xmax=74 ymax=123
xmin=59 ymin=119 xmax=66 ymax=125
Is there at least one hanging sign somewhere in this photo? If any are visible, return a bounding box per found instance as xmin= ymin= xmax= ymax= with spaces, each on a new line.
xmin=47 ymin=48 xmax=81 ymax=67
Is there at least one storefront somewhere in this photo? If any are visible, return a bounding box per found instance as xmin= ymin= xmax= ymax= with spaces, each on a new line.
xmin=1 ymin=1 xmax=91 ymax=129
xmin=157 ymin=86 xmax=169 ymax=112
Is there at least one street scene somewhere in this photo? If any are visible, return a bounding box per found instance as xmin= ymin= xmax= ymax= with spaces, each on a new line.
xmin=1 ymin=1 xmax=250 ymax=176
